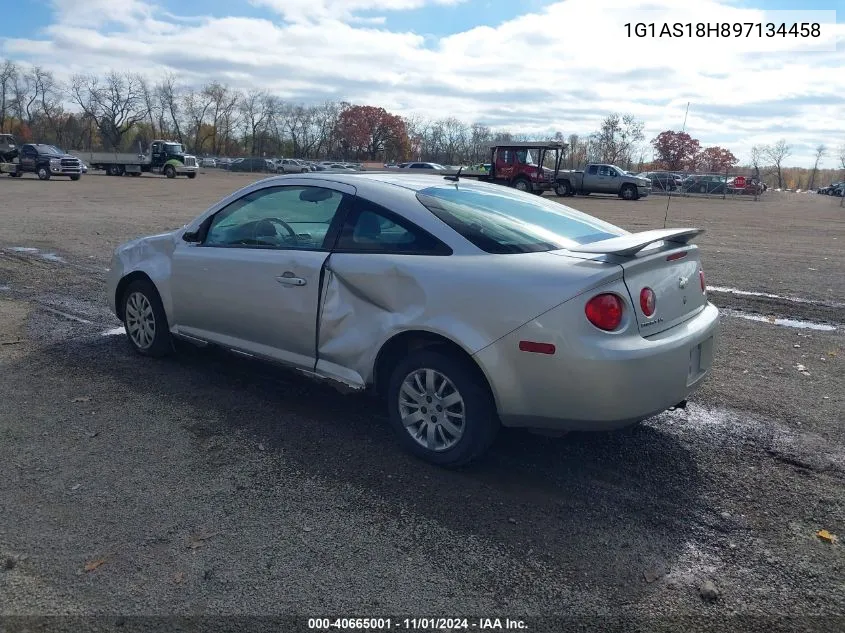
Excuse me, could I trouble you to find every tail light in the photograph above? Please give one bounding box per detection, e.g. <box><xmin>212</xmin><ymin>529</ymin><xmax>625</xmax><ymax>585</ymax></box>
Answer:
<box><xmin>585</xmin><ymin>293</ymin><xmax>624</xmax><ymax>331</ymax></box>
<box><xmin>639</xmin><ymin>287</ymin><xmax>656</xmax><ymax>317</ymax></box>
<box><xmin>699</xmin><ymin>269</ymin><xmax>706</xmax><ymax>293</ymax></box>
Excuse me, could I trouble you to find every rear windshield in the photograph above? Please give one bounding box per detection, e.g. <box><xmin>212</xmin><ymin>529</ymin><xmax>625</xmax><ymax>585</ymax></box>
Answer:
<box><xmin>416</xmin><ymin>185</ymin><xmax>625</xmax><ymax>254</ymax></box>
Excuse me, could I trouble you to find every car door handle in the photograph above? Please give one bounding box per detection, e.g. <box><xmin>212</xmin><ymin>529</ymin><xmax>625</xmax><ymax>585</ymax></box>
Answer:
<box><xmin>276</xmin><ymin>274</ymin><xmax>306</xmax><ymax>286</ymax></box>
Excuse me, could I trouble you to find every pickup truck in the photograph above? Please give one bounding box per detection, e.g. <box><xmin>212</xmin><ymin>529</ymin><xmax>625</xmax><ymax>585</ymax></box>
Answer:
<box><xmin>1</xmin><ymin>140</ymin><xmax>83</xmax><ymax>180</ymax></box>
<box><xmin>555</xmin><ymin>164</ymin><xmax>651</xmax><ymax>200</ymax></box>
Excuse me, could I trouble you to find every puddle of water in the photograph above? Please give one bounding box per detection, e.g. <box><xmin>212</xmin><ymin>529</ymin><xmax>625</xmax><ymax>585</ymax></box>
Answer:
<box><xmin>721</xmin><ymin>308</ymin><xmax>837</xmax><ymax>331</ymax></box>
<box><xmin>40</xmin><ymin>253</ymin><xmax>66</xmax><ymax>263</ymax></box>
<box><xmin>101</xmin><ymin>327</ymin><xmax>125</xmax><ymax>336</ymax></box>
<box><xmin>709</xmin><ymin>286</ymin><xmax>845</xmax><ymax>309</ymax></box>
<box><xmin>9</xmin><ymin>247</ymin><xmax>39</xmax><ymax>253</ymax></box>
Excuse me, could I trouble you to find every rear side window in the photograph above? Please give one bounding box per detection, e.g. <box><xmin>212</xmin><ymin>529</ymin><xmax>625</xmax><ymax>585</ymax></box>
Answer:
<box><xmin>587</xmin><ymin>165</ymin><xmax>598</xmax><ymax>175</ymax></box>
<box><xmin>416</xmin><ymin>185</ymin><xmax>625</xmax><ymax>254</ymax></box>
<box><xmin>335</xmin><ymin>198</ymin><xmax>452</xmax><ymax>255</ymax></box>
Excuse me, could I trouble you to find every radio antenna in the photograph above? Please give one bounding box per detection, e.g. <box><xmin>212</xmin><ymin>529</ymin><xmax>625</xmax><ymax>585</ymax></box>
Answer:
<box><xmin>664</xmin><ymin>101</ymin><xmax>690</xmax><ymax>229</ymax></box>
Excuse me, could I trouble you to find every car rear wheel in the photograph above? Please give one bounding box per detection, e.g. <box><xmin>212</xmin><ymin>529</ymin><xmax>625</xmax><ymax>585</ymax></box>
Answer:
<box><xmin>387</xmin><ymin>350</ymin><xmax>499</xmax><ymax>467</ymax></box>
<box><xmin>122</xmin><ymin>279</ymin><xmax>173</xmax><ymax>357</ymax></box>
<box><xmin>555</xmin><ymin>181</ymin><xmax>572</xmax><ymax>197</ymax></box>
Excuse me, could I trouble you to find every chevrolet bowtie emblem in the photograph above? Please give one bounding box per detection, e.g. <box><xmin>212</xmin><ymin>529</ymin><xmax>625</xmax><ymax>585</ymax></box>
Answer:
<box><xmin>678</xmin><ymin>276</ymin><xmax>689</xmax><ymax>289</ymax></box>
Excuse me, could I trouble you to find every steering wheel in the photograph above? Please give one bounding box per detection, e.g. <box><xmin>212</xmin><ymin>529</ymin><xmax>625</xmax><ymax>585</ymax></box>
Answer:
<box><xmin>264</xmin><ymin>217</ymin><xmax>298</xmax><ymax>239</ymax></box>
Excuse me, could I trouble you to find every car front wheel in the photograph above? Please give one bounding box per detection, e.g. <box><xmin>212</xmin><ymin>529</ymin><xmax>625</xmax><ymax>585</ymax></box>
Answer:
<box><xmin>387</xmin><ymin>350</ymin><xmax>499</xmax><ymax>467</ymax></box>
<box><xmin>122</xmin><ymin>279</ymin><xmax>173</xmax><ymax>357</ymax></box>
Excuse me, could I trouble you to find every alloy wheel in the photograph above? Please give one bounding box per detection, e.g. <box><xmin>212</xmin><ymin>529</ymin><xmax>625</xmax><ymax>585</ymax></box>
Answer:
<box><xmin>125</xmin><ymin>291</ymin><xmax>156</xmax><ymax>350</ymax></box>
<box><xmin>398</xmin><ymin>368</ymin><xmax>466</xmax><ymax>452</ymax></box>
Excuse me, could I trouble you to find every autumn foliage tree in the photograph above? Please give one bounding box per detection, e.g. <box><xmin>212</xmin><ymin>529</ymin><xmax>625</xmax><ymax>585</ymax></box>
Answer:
<box><xmin>335</xmin><ymin>105</ymin><xmax>409</xmax><ymax>161</ymax></box>
<box><xmin>697</xmin><ymin>146</ymin><xmax>738</xmax><ymax>173</ymax></box>
<box><xmin>651</xmin><ymin>130</ymin><xmax>700</xmax><ymax>171</ymax></box>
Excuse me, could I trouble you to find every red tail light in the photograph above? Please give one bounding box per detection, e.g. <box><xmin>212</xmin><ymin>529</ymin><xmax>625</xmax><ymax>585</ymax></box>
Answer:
<box><xmin>639</xmin><ymin>287</ymin><xmax>656</xmax><ymax>316</ymax></box>
<box><xmin>699</xmin><ymin>269</ymin><xmax>706</xmax><ymax>293</ymax></box>
<box><xmin>585</xmin><ymin>293</ymin><xmax>624</xmax><ymax>331</ymax></box>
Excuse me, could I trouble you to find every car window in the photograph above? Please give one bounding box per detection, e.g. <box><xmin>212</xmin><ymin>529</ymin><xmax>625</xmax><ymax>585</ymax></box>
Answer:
<box><xmin>204</xmin><ymin>186</ymin><xmax>345</xmax><ymax>250</ymax></box>
<box><xmin>598</xmin><ymin>166</ymin><xmax>615</xmax><ymax>177</ymax></box>
<box><xmin>417</xmin><ymin>185</ymin><xmax>625</xmax><ymax>254</ymax></box>
<box><xmin>335</xmin><ymin>198</ymin><xmax>451</xmax><ymax>255</ymax></box>
<box><xmin>587</xmin><ymin>165</ymin><xmax>598</xmax><ymax>175</ymax></box>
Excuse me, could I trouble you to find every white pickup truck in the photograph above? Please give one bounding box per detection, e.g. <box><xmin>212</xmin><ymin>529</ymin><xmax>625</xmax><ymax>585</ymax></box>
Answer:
<box><xmin>555</xmin><ymin>163</ymin><xmax>652</xmax><ymax>200</ymax></box>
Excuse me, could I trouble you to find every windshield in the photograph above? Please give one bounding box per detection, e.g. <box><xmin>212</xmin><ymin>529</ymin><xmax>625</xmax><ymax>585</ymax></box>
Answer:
<box><xmin>41</xmin><ymin>145</ymin><xmax>64</xmax><ymax>156</ymax></box>
<box><xmin>416</xmin><ymin>185</ymin><xmax>625</xmax><ymax>254</ymax></box>
<box><xmin>164</xmin><ymin>143</ymin><xmax>183</xmax><ymax>154</ymax></box>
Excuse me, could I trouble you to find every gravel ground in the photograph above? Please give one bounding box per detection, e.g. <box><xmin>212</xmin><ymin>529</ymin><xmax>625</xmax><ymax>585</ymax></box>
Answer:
<box><xmin>0</xmin><ymin>171</ymin><xmax>843</xmax><ymax>632</ymax></box>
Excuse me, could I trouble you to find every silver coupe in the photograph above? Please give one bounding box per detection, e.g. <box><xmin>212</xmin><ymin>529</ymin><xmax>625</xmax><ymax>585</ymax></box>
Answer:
<box><xmin>106</xmin><ymin>173</ymin><xmax>719</xmax><ymax>466</ymax></box>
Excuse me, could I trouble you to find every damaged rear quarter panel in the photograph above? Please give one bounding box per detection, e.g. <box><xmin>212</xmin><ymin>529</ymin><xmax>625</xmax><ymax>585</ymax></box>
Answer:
<box><xmin>314</xmin><ymin>251</ymin><xmax>620</xmax><ymax>389</ymax></box>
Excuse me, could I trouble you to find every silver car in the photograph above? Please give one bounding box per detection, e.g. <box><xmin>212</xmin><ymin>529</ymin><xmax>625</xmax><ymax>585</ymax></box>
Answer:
<box><xmin>106</xmin><ymin>173</ymin><xmax>719</xmax><ymax>466</ymax></box>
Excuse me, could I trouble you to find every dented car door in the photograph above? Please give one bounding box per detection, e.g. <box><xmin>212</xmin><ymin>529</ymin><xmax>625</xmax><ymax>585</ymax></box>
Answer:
<box><xmin>315</xmin><ymin>196</ymin><xmax>454</xmax><ymax>389</ymax></box>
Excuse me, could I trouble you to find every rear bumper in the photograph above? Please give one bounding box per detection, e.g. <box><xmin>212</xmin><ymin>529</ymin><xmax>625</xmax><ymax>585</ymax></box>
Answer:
<box><xmin>474</xmin><ymin>296</ymin><xmax>719</xmax><ymax>431</ymax></box>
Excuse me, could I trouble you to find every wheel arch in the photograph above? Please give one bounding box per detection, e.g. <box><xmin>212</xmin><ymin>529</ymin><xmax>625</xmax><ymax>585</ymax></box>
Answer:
<box><xmin>114</xmin><ymin>271</ymin><xmax>158</xmax><ymax>322</ymax></box>
<box><xmin>371</xmin><ymin>329</ymin><xmax>496</xmax><ymax>405</ymax></box>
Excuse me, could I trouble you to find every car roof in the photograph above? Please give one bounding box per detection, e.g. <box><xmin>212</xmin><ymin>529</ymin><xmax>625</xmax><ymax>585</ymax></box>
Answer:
<box><xmin>256</xmin><ymin>171</ymin><xmax>482</xmax><ymax>193</ymax></box>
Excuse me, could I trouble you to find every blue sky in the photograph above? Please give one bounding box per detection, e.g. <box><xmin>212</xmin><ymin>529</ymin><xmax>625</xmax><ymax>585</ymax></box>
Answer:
<box><xmin>2</xmin><ymin>0</ymin><xmax>844</xmax><ymax>165</ymax></box>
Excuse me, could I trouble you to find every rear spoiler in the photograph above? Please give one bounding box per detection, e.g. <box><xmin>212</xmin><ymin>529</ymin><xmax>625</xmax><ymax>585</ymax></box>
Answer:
<box><xmin>567</xmin><ymin>228</ymin><xmax>704</xmax><ymax>257</ymax></box>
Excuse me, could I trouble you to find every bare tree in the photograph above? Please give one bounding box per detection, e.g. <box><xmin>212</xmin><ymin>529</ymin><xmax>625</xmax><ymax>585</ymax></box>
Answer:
<box><xmin>0</xmin><ymin>59</ymin><xmax>18</xmax><ymax>133</ymax></box>
<box><xmin>201</xmin><ymin>82</ymin><xmax>239</xmax><ymax>155</ymax></box>
<box><xmin>70</xmin><ymin>71</ymin><xmax>149</xmax><ymax>150</ymax></box>
<box><xmin>31</xmin><ymin>67</ymin><xmax>67</xmax><ymax>145</ymax></box>
<box><xmin>839</xmin><ymin>144</ymin><xmax>845</xmax><ymax>171</ymax></box>
<box><xmin>182</xmin><ymin>86</ymin><xmax>214</xmax><ymax>154</ymax></box>
<box><xmin>156</xmin><ymin>73</ymin><xmax>183</xmax><ymax>143</ymax></box>
<box><xmin>239</xmin><ymin>90</ymin><xmax>270</xmax><ymax>156</ymax></box>
<box><xmin>750</xmin><ymin>145</ymin><xmax>762</xmax><ymax>177</ymax></box>
<box><xmin>763</xmin><ymin>139</ymin><xmax>791</xmax><ymax>189</ymax></box>
<box><xmin>138</xmin><ymin>76</ymin><xmax>161</xmax><ymax>139</ymax></box>
<box><xmin>808</xmin><ymin>144</ymin><xmax>826</xmax><ymax>190</ymax></box>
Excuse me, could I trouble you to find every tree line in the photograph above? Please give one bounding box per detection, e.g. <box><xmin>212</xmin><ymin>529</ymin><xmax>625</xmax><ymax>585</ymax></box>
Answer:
<box><xmin>1</xmin><ymin>59</ymin><xmax>843</xmax><ymax>186</ymax></box>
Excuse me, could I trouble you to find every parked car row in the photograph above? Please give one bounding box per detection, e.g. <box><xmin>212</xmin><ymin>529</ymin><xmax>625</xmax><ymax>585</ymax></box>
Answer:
<box><xmin>196</xmin><ymin>156</ymin><xmax>364</xmax><ymax>173</ymax></box>
<box><xmin>817</xmin><ymin>182</ymin><xmax>845</xmax><ymax>196</ymax></box>
<box><xmin>636</xmin><ymin>171</ymin><xmax>767</xmax><ymax>195</ymax></box>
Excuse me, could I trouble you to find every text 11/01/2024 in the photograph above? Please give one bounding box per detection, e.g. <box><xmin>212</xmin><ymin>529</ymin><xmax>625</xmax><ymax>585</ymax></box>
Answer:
<box><xmin>625</xmin><ymin>22</ymin><xmax>821</xmax><ymax>38</ymax></box>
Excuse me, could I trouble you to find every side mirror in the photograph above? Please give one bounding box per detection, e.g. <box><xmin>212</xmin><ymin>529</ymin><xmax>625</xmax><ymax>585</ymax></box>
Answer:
<box><xmin>182</xmin><ymin>230</ymin><xmax>201</xmax><ymax>243</ymax></box>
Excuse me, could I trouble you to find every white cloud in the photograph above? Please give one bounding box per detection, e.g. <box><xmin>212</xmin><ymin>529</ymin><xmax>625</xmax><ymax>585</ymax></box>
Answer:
<box><xmin>250</xmin><ymin>0</ymin><xmax>466</xmax><ymax>24</ymax></box>
<box><xmin>3</xmin><ymin>0</ymin><xmax>844</xmax><ymax>165</ymax></box>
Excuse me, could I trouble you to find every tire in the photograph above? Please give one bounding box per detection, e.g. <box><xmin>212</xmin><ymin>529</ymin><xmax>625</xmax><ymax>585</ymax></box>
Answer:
<box><xmin>108</xmin><ymin>164</ymin><xmax>122</xmax><ymax>176</ymax></box>
<box><xmin>555</xmin><ymin>180</ymin><xmax>572</xmax><ymax>197</ymax></box>
<box><xmin>187</xmin><ymin>172</ymin><xmax>197</xmax><ymax>179</ymax></box>
<box><xmin>620</xmin><ymin>184</ymin><xmax>637</xmax><ymax>200</ymax></box>
<box><xmin>386</xmin><ymin>349</ymin><xmax>499</xmax><ymax>467</ymax></box>
<box><xmin>513</xmin><ymin>178</ymin><xmax>532</xmax><ymax>193</ymax></box>
<box><xmin>534</xmin><ymin>189</ymin><xmax>544</xmax><ymax>195</ymax></box>
<box><xmin>37</xmin><ymin>167</ymin><xmax>51</xmax><ymax>181</ymax></box>
<box><xmin>121</xmin><ymin>279</ymin><xmax>173</xmax><ymax>358</ymax></box>
<box><xmin>70</xmin><ymin>175</ymin><xmax>81</xmax><ymax>181</ymax></box>
<box><xmin>164</xmin><ymin>165</ymin><xmax>176</xmax><ymax>179</ymax></box>
<box><xmin>130</xmin><ymin>172</ymin><xmax>141</xmax><ymax>177</ymax></box>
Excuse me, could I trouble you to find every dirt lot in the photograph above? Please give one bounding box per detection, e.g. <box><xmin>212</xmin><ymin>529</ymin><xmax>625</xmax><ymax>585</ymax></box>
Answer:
<box><xmin>1</xmin><ymin>170</ymin><xmax>844</xmax><ymax>631</ymax></box>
